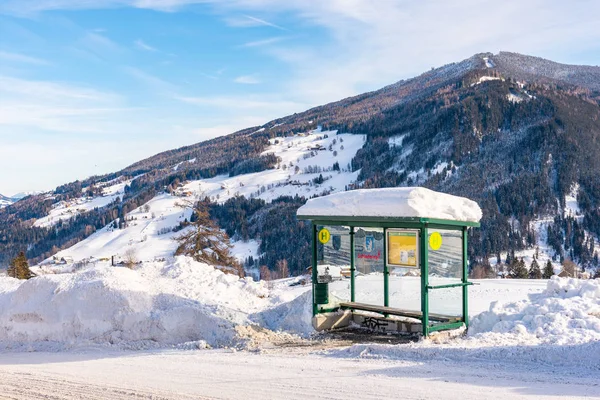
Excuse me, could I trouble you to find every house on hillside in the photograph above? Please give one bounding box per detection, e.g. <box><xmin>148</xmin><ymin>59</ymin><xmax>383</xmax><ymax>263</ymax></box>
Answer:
<box><xmin>557</xmin><ymin>264</ymin><xmax>590</xmax><ymax>279</ymax></box>
<box><xmin>52</xmin><ymin>255</ymin><xmax>73</xmax><ymax>265</ymax></box>
<box><xmin>558</xmin><ymin>269</ymin><xmax>574</xmax><ymax>278</ymax></box>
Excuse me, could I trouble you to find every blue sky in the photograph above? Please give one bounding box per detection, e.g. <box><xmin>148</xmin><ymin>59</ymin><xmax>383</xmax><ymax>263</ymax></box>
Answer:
<box><xmin>1</xmin><ymin>0</ymin><xmax>599</xmax><ymax>195</ymax></box>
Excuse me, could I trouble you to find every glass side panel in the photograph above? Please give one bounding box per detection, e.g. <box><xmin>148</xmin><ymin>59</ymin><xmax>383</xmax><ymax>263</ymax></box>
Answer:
<box><xmin>387</xmin><ymin>229</ymin><xmax>422</xmax><ymax>314</ymax></box>
<box><xmin>428</xmin><ymin>228</ymin><xmax>463</xmax><ymax>279</ymax></box>
<box><xmin>354</xmin><ymin>227</ymin><xmax>384</xmax><ymax>305</ymax></box>
<box><xmin>316</xmin><ymin>225</ymin><xmax>351</xmax><ymax>309</ymax></box>
<box><xmin>428</xmin><ymin>229</ymin><xmax>464</xmax><ymax>318</ymax></box>
<box><xmin>387</xmin><ymin>276</ymin><xmax>422</xmax><ymax>313</ymax></box>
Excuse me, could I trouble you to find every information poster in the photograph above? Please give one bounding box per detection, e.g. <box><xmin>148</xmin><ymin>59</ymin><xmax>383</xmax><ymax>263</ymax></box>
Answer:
<box><xmin>387</xmin><ymin>230</ymin><xmax>418</xmax><ymax>268</ymax></box>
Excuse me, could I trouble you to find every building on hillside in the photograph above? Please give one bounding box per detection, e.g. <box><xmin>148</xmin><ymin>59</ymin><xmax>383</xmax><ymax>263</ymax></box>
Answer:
<box><xmin>558</xmin><ymin>269</ymin><xmax>574</xmax><ymax>278</ymax></box>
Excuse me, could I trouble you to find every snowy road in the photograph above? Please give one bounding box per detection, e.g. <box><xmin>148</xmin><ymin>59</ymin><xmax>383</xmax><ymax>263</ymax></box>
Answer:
<box><xmin>0</xmin><ymin>347</ymin><xmax>598</xmax><ymax>400</ymax></box>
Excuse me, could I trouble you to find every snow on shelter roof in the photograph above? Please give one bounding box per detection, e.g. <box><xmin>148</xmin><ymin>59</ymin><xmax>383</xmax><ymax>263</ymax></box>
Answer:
<box><xmin>297</xmin><ymin>187</ymin><xmax>482</xmax><ymax>223</ymax></box>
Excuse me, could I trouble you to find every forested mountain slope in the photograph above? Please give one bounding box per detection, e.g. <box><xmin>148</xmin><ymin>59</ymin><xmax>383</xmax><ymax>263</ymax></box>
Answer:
<box><xmin>2</xmin><ymin>52</ymin><xmax>600</xmax><ymax>274</ymax></box>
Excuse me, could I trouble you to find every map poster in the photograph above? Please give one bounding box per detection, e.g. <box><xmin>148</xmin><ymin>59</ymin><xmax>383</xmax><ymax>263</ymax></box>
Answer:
<box><xmin>387</xmin><ymin>230</ymin><xmax>418</xmax><ymax>268</ymax></box>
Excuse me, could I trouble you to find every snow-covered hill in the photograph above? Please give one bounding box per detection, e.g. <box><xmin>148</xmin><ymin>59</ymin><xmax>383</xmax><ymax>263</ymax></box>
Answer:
<box><xmin>34</xmin><ymin>178</ymin><xmax>132</xmax><ymax>228</ymax></box>
<box><xmin>0</xmin><ymin>196</ymin><xmax>12</xmax><ymax>209</ymax></box>
<box><xmin>43</xmin><ymin>129</ymin><xmax>363</xmax><ymax>266</ymax></box>
<box><xmin>180</xmin><ymin>129</ymin><xmax>364</xmax><ymax>203</ymax></box>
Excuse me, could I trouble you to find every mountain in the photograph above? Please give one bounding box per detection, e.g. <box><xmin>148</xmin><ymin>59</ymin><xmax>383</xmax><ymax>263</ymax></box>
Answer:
<box><xmin>2</xmin><ymin>51</ymin><xmax>600</xmax><ymax>274</ymax></box>
<box><xmin>0</xmin><ymin>194</ymin><xmax>16</xmax><ymax>209</ymax></box>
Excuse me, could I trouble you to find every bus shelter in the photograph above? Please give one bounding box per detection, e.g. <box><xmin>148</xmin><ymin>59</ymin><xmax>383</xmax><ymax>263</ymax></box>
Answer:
<box><xmin>297</xmin><ymin>187</ymin><xmax>481</xmax><ymax>337</ymax></box>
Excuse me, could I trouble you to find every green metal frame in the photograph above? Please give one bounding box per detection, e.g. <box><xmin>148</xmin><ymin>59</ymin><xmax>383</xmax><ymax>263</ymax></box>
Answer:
<box><xmin>307</xmin><ymin>215</ymin><xmax>479</xmax><ymax>336</ymax></box>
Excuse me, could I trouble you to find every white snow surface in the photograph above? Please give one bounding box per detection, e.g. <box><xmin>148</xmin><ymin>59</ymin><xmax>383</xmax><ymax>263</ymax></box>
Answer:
<box><xmin>180</xmin><ymin>130</ymin><xmax>365</xmax><ymax>204</ymax></box>
<box><xmin>297</xmin><ymin>187</ymin><xmax>482</xmax><ymax>222</ymax></box>
<box><xmin>468</xmin><ymin>277</ymin><xmax>600</xmax><ymax>346</ymax></box>
<box><xmin>1</xmin><ymin>259</ymin><xmax>600</xmax><ymax>399</ymax></box>
<box><xmin>49</xmin><ymin>193</ymin><xmax>192</xmax><ymax>264</ymax></box>
<box><xmin>0</xmin><ymin>256</ymin><xmax>311</xmax><ymax>349</ymax></box>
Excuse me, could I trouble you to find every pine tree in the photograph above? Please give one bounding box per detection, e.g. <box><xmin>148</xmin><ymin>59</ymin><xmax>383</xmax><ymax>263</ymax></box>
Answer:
<box><xmin>508</xmin><ymin>257</ymin><xmax>528</xmax><ymax>279</ymax></box>
<box><xmin>175</xmin><ymin>199</ymin><xmax>243</xmax><ymax>276</ymax></box>
<box><xmin>543</xmin><ymin>260</ymin><xmax>555</xmax><ymax>279</ymax></box>
<box><xmin>7</xmin><ymin>251</ymin><xmax>35</xmax><ymax>280</ymax></box>
<box><xmin>529</xmin><ymin>258</ymin><xmax>542</xmax><ymax>279</ymax></box>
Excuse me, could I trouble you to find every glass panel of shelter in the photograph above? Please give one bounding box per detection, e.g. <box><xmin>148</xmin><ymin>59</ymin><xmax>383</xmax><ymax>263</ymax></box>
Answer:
<box><xmin>387</xmin><ymin>229</ymin><xmax>422</xmax><ymax>314</ymax></box>
<box><xmin>316</xmin><ymin>225</ymin><xmax>351</xmax><ymax>311</ymax></box>
<box><xmin>427</xmin><ymin>228</ymin><xmax>464</xmax><ymax>321</ymax></box>
<box><xmin>353</xmin><ymin>227</ymin><xmax>384</xmax><ymax>305</ymax></box>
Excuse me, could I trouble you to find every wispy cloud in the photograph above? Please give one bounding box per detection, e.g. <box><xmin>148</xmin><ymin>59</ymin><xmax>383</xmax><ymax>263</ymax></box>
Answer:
<box><xmin>0</xmin><ymin>50</ymin><xmax>50</xmax><ymax>65</ymax></box>
<box><xmin>225</xmin><ymin>14</ymin><xmax>288</xmax><ymax>31</ymax></box>
<box><xmin>77</xmin><ymin>31</ymin><xmax>122</xmax><ymax>59</ymax></box>
<box><xmin>233</xmin><ymin>75</ymin><xmax>260</xmax><ymax>84</ymax></box>
<box><xmin>123</xmin><ymin>66</ymin><xmax>176</xmax><ymax>92</ymax></box>
<box><xmin>0</xmin><ymin>75</ymin><xmax>128</xmax><ymax>133</ymax></box>
<box><xmin>240</xmin><ymin>36</ymin><xmax>286</xmax><ymax>48</ymax></box>
<box><xmin>134</xmin><ymin>39</ymin><xmax>157</xmax><ymax>52</ymax></box>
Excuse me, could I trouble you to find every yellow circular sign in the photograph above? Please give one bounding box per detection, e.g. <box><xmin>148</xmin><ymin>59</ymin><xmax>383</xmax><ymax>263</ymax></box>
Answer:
<box><xmin>429</xmin><ymin>232</ymin><xmax>442</xmax><ymax>250</ymax></box>
<box><xmin>318</xmin><ymin>228</ymin><xmax>331</xmax><ymax>244</ymax></box>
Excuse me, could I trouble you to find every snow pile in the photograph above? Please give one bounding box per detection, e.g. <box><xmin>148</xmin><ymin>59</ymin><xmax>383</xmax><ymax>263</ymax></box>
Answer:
<box><xmin>468</xmin><ymin>277</ymin><xmax>600</xmax><ymax>345</ymax></box>
<box><xmin>251</xmin><ymin>290</ymin><xmax>313</xmax><ymax>337</ymax></box>
<box><xmin>0</xmin><ymin>256</ymin><xmax>298</xmax><ymax>349</ymax></box>
<box><xmin>297</xmin><ymin>187</ymin><xmax>482</xmax><ymax>223</ymax></box>
<box><xmin>329</xmin><ymin>277</ymin><xmax>600</xmax><ymax>370</ymax></box>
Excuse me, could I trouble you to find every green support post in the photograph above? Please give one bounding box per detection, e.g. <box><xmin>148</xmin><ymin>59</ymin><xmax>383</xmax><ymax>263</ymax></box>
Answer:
<box><xmin>383</xmin><ymin>228</ymin><xmax>389</xmax><ymax>312</ymax></box>
<box><xmin>312</xmin><ymin>223</ymin><xmax>318</xmax><ymax>316</ymax></box>
<box><xmin>462</xmin><ymin>226</ymin><xmax>469</xmax><ymax>328</ymax></box>
<box><xmin>421</xmin><ymin>226</ymin><xmax>429</xmax><ymax>337</ymax></box>
<box><xmin>350</xmin><ymin>227</ymin><xmax>356</xmax><ymax>302</ymax></box>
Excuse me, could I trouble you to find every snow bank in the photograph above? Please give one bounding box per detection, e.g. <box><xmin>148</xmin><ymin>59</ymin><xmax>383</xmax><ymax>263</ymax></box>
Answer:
<box><xmin>328</xmin><ymin>277</ymin><xmax>600</xmax><ymax>370</ymax></box>
<box><xmin>251</xmin><ymin>290</ymin><xmax>313</xmax><ymax>337</ymax></box>
<box><xmin>468</xmin><ymin>277</ymin><xmax>600</xmax><ymax>345</ymax></box>
<box><xmin>0</xmin><ymin>257</ymin><xmax>287</xmax><ymax>349</ymax></box>
<box><xmin>297</xmin><ymin>187</ymin><xmax>482</xmax><ymax>223</ymax></box>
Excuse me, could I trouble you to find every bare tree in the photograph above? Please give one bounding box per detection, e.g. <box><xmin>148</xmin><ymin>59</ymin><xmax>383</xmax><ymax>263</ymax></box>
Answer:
<box><xmin>124</xmin><ymin>248</ymin><xmax>138</xmax><ymax>269</ymax></box>
<box><xmin>260</xmin><ymin>265</ymin><xmax>272</xmax><ymax>281</ymax></box>
<box><xmin>276</xmin><ymin>259</ymin><xmax>289</xmax><ymax>279</ymax></box>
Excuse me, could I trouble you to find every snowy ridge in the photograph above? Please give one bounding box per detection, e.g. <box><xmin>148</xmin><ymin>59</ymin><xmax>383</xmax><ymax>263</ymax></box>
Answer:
<box><xmin>0</xmin><ymin>193</ymin><xmax>17</xmax><ymax>209</ymax></box>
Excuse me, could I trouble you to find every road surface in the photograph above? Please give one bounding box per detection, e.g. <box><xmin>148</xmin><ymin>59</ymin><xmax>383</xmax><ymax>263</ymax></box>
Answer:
<box><xmin>0</xmin><ymin>346</ymin><xmax>598</xmax><ymax>399</ymax></box>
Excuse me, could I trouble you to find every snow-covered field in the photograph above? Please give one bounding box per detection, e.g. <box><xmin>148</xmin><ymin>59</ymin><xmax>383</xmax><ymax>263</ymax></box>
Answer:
<box><xmin>0</xmin><ymin>264</ymin><xmax>598</xmax><ymax>399</ymax></box>
<box><xmin>180</xmin><ymin>130</ymin><xmax>365</xmax><ymax>203</ymax></box>
<box><xmin>47</xmin><ymin>193</ymin><xmax>193</xmax><ymax>265</ymax></box>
